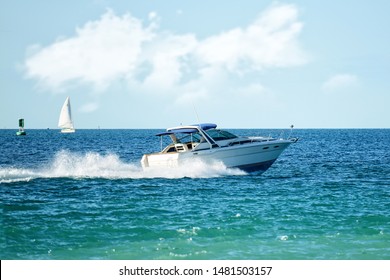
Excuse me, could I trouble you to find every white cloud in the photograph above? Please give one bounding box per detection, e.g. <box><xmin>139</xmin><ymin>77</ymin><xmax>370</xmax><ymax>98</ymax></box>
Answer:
<box><xmin>148</xmin><ymin>11</ymin><xmax>157</xmax><ymax>20</ymax></box>
<box><xmin>25</xmin><ymin>10</ymin><xmax>155</xmax><ymax>92</ymax></box>
<box><xmin>236</xmin><ymin>83</ymin><xmax>267</xmax><ymax>97</ymax></box>
<box><xmin>79</xmin><ymin>102</ymin><xmax>99</xmax><ymax>113</ymax></box>
<box><xmin>141</xmin><ymin>33</ymin><xmax>197</xmax><ymax>89</ymax></box>
<box><xmin>24</xmin><ymin>4</ymin><xmax>307</xmax><ymax>106</ymax></box>
<box><xmin>174</xmin><ymin>66</ymin><xmax>227</xmax><ymax>105</ymax></box>
<box><xmin>322</xmin><ymin>74</ymin><xmax>359</xmax><ymax>92</ymax></box>
<box><xmin>195</xmin><ymin>3</ymin><xmax>306</xmax><ymax>72</ymax></box>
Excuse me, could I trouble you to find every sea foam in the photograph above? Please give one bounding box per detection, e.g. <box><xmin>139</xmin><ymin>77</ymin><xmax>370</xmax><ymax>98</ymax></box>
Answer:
<box><xmin>0</xmin><ymin>150</ymin><xmax>245</xmax><ymax>183</ymax></box>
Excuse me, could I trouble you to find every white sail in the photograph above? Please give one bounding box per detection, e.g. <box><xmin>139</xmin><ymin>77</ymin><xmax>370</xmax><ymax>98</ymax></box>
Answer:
<box><xmin>58</xmin><ymin>97</ymin><xmax>75</xmax><ymax>133</ymax></box>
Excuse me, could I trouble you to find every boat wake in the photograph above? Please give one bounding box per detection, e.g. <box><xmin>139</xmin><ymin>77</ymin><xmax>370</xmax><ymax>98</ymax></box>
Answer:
<box><xmin>0</xmin><ymin>150</ymin><xmax>246</xmax><ymax>183</ymax></box>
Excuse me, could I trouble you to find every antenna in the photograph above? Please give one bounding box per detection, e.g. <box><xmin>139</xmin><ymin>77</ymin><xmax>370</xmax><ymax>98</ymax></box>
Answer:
<box><xmin>288</xmin><ymin>124</ymin><xmax>294</xmax><ymax>139</ymax></box>
<box><xmin>193</xmin><ymin>103</ymin><xmax>200</xmax><ymax>123</ymax></box>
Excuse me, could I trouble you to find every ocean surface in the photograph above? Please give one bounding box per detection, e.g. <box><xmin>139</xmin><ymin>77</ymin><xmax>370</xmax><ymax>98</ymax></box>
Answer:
<box><xmin>1</xmin><ymin>128</ymin><xmax>389</xmax><ymax>260</ymax></box>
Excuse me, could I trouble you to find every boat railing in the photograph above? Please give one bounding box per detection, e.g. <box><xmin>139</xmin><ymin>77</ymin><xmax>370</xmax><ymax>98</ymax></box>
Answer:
<box><xmin>228</xmin><ymin>136</ymin><xmax>275</xmax><ymax>146</ymax></box>
<box><xmin>248</xmin><ymin>136</ymin><xmax>275</xmax><ymax>142</ymax></box>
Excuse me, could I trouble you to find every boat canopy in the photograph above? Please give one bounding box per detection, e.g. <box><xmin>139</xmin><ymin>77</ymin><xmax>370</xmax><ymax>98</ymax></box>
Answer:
<box><xmin>156</xmin><ymin>128</ymin><xmax>197</xmax><ymax>136</ymax></box>
<box><xmin>156</xmin><ymin>123</ymin><xmax>217</xmax><ymax>136</ymax></box>
<box><xmin>191</xmin><ymin>123</ymin><xmax>217</xmax><ymax>130</ymax></box>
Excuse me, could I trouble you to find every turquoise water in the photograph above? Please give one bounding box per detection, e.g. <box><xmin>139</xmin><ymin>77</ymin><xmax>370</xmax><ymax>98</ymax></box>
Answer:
<box><xmin>1</xmin><ymin>129</ymin><xmax>389</xmax><ymax>259</ymax></box>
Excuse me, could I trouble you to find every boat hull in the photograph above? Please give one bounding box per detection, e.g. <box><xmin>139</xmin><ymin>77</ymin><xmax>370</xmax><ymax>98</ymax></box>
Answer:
<box><xmin>141</xmin><ymin>140</ymin><xmax>293</xmax><ymax>173</ymax></box>
<box><xmin>60</xmin><ymin>128</ymin><xmax>75</xmax><ymax>133</ymax></box>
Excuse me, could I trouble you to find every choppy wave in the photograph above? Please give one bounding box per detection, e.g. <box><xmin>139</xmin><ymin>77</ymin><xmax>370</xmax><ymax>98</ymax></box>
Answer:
<box><xmin>0</xmin><ymin>150</ymin><xmax>245</xmax><ymax>183</ymax></box>
<box><xmin>0</xmin><ymin>168</ymin><xmax>38</xmax><ymax>183</ymax></box>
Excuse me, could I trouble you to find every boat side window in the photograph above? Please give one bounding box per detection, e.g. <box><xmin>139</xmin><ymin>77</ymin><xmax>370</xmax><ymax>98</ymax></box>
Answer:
<box><xmin>167</xmin><ymin>146</ymin><xmax>176</xmax><ymax>153</ymax></box>
<box><xmin>207</xmin><ymin>129</ymin><xmax>238</xmax><ymax>141</ymax></box>
<box><xmin>178</xmin><ymin>133</ymin><xmax>202</xmax><ymax>143</ymax></box>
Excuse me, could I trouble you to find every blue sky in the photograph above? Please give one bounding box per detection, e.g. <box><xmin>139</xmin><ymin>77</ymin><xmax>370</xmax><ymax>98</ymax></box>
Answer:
<box><xmin>1</xmin><ymin>0</ymin><xmax>389</xmax><ymax>129</ymax></box>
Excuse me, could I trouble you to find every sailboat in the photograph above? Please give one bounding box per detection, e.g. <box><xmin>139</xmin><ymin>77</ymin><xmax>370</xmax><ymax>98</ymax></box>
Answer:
<box><xmin>16</xmin><ymin>118</ymin><xmax>26</xmax><ymax>136</ymax></box>
<box><xmin>58</xmin><ymin>97</ymin><xmax>75</xmax><ymax>133</ymax></box>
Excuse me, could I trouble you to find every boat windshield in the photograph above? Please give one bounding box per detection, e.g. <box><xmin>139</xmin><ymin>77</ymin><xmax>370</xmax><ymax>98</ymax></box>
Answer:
<box><xmin>206</xmin><ymin>129</ymin><xmax>238</xmax><ymax>141</ymax></box>
<box><xmin>172</xmin><ymin>129</ymin><xmax>237</xmax><ymax>144</ymax></box>
<box><xmin>176</xmin><ymin>133</ymin><xmax>203</xmax><ymax>143</ymax></box>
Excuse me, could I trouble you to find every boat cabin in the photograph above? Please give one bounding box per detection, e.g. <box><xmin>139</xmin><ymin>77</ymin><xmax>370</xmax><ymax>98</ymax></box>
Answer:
<box><xmin>155</xmin><ymin>123</ymin><xmax>240</xmax><ymax>154</ymax></box>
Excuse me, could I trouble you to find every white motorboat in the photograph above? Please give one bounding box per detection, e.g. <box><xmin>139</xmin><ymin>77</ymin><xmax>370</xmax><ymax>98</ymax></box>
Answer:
<box><xmin>141</xmin><ymin>123</ymin><xmax>298</xmax><ymax>173</ymax></box>
<box><xmin>58</xmin><ymin>97</ymin><xmax>75</xmax><ymax>133</ymax></box>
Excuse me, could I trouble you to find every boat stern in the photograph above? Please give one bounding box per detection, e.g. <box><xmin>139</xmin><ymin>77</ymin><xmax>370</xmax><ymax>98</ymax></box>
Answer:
<box><xmin>141</xmin><ymin>154</ymin><xmax>149</xmax><ymax>168</ymax></box>
<box><xmin>141</xmin><ymin>152</ymin><xmax>182</xmax><ymax>169</ymax></box>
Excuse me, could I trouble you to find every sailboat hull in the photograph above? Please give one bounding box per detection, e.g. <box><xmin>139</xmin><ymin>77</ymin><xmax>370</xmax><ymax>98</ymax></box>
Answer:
<box><xmin>61</xmin><ymin>128</ymin><xmax>75</xmax><ymax>133</ymax></box>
